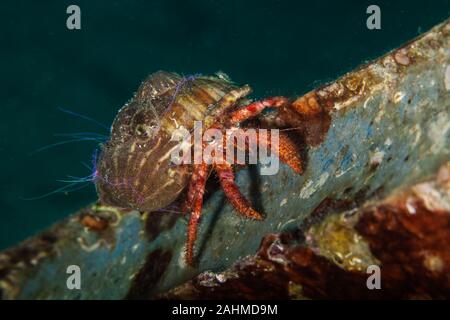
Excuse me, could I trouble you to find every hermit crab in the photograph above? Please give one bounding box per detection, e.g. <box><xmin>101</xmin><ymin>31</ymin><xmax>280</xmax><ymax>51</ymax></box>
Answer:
<box><xmin>95</xmin><ymin>71</ymin><xmax>312</xmax><ymax>265</ymax></box>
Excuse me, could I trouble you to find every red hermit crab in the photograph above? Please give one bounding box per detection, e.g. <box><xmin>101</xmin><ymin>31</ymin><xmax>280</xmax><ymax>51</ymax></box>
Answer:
<box><xmin>95</xmin><ymin>71</ymin><xmax>309</xmax><ymax>265</ymax></box>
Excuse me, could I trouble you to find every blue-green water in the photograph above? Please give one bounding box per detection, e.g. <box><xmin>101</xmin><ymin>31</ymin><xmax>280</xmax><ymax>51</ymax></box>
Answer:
<box><xmin>0</xmin><ymin>0</ymin><xmax>448</xmax><ymax>250</ymax></box>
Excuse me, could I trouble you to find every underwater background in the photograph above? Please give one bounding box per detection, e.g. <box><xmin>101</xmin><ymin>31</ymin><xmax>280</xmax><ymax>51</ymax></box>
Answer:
<box><xmin>0</xmin><ymin>0</ymin><xmax>448</xmax><ymax>250</ymax></box>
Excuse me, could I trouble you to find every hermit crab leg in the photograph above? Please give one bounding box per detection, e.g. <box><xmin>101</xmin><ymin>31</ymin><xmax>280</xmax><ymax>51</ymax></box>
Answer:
<box><xmin>227</xmin><ymin>96</ymin><xmax>303</xmax><ymax>174</ymax></box>
<box><xmin>183</xmin><ymin>96</ymin><xmax>300</xmax><ymax>265</ymax></box>
<box><xmin>181</xmin><ymin>170</ymin><xmax>198</xmax><ymax>214</ymax></box>
<box><xmin>215</xmin><ymin>162</ymin><xmax>263</xmax><ymax>220</ymax></box>
<box><xmin>185</xmin><ymin>162</ymin><xmax>208</xmax><ymax>265</ymax></box>
<box><xmin>228</xmin><ymin>96</ymin><xmax>289</xmax><ymax>125</ymax></box>
<box><xmin>257</xmin><ymin>131</ymin><xmax>304</xmax><ymax>174</ymax></box>
<box><xmin>181</xmin><ymin>125</ymin><xmax>219</xmax><ymax>215</ymax></box>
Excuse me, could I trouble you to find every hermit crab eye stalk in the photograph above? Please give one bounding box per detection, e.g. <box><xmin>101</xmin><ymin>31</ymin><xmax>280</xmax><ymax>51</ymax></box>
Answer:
<box><xmin>134</xmin><ymin>124</ymin><xmax>148</xmax><ymax>139</ymax></box>
<box><xmin>130</xmin><ymin>107</ymin><xmax>161</xmax><ymax>141</ymax></box>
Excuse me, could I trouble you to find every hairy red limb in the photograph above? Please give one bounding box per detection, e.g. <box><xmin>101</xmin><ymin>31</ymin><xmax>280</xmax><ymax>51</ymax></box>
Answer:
<box><xmin>229</xmin><ymin>96</ymin><xmax>289</xmax><ymax>124</ymax></box>
<box><xmin>185</xmin><ymin>162</ymin><xmax>208</xmax><ymax>265</ymax></box>
<box><xmin>215</xmin><ymin>162</ymin><xmax>263</xmax><ymax>220</ymax></box>
<box><xmin>182</xmin><ymin>95</ymin><xmax>306</xmax><ymax>266</ymax></box>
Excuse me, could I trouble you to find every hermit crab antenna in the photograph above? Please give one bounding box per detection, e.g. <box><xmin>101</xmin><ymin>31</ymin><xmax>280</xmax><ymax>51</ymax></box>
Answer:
<box><xmin>58</xmin><ymin>107</ymin><xmax>110</xmax><ymax>131</ymax></box>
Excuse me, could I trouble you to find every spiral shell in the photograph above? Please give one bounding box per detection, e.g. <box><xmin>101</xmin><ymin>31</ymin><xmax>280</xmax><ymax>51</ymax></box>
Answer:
<box><xmin>95</xmin><ymin>71</ymin><xmax>244</xmax><ymax>212</ymax></box>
